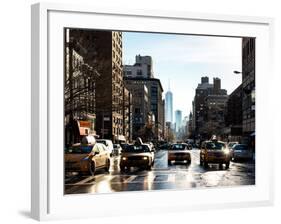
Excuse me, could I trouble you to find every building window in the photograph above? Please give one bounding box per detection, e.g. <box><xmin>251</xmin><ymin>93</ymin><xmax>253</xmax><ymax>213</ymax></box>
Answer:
<box><xmin>137</xmin><ymin>69</ymin><xmax>142</xmax><ymax>76</ymax></box>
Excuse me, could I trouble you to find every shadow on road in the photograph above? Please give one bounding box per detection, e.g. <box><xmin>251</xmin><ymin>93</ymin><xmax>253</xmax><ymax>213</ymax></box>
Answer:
<box><xmin>18</xmin><ymin>210</ymin><xmax>31</xmax><ymax>219</ymax></box>
<box><xmin>200</xmin><ymin>164</ymin><xmax>229</xmax><ymax>171</ymax></box>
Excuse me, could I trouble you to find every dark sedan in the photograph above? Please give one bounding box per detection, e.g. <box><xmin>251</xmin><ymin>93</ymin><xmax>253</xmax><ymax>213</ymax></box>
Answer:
<box><xmin>232</xmin><ymin>144</ymin><xmax>253</xmax><ymax>161</ymax></box>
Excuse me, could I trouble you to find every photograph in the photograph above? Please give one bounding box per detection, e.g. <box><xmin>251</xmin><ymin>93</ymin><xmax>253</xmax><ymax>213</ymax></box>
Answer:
<box><xmin>64</xmin><ymin>28</ymin><xmax>256</xmax><ymax>195</ymax></box>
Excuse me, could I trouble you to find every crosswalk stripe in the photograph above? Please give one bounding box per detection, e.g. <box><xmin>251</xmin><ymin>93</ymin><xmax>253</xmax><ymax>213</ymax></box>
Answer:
<box><xmin>167</xmin><ymin>174</ymin><xmax>175</xmax><ymax>182</ymax></box>
<box><xmin>67</xmin><ymin>172</ymin><xmax>200</xmax><ymax>185</ymax></box>
<box><xmin>124</xmin><ymin>175</ymin><xmax>137</xmax><ymax>183</ymax></box>
<box><xmin>65</xmin><ymin>174</ymin><xmax>112</xmax><ymax>186</ymax></box>
<box><xmin>146</xmin><ymin>174</ymin><xmax>155</xmax><ymax>182</ymax></box>
<box><xmin>75</xmin><ymin>176</ymin><xmax>96</xmax><ymax>185</ymax></box>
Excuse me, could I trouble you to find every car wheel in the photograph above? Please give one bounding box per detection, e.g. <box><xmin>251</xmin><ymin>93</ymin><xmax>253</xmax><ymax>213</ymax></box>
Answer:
<box><xmin>120</xmin><ymin>165</ymin><xmax>125</xmax><ymax>172</ymax></box>
<box><xmin>78</xmin><ymin>171</ymin><xmax>86</xmax><ymax>176</ymax></box>
<box><xmin>105</xmin><ymin>159</ymin><xmax>110</xmax><ymax>172</ymax></box>
<box><xmin>168</xmin><ymin>160</ymin><xmax>172</xmax><ymax>165</ymax></box>
<box><xmin>204</xmin><ymin>161</ymin><xmax>208</xmax><ymax>168</ymax></box>
<box><xmin>89</xmin><ymin>161</ymin><xmax>96</xmax><ymax>176</ymax></box>
<box><xmin>219</xmin><ymin>163</ymin><xmax>223</xmax><ymax>169</ymax></box>
<box><xmin>225</xmin><ymin>162</ymin><xmax>230</xmax><ymax>169</ymax></box>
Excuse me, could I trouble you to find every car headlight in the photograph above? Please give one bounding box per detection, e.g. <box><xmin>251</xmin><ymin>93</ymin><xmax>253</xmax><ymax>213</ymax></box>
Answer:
<box><xmin>143</xmin><ymin>157</ymin><xmax>148</xmax><ymax>160</ymax></box>
<box><xmin>122</xmin><ymin>157</ymin><xmax>127</xmax><ymax>161</ymax></box>
<box><xmin>223</xmin><ymin>149</ymin><xmax>230</xmax><ymax>155</ymax></box>
<box><xmin>81</xmin><ymin>156</ymin><xmax>89</xmax><ymax>161</ymax></box>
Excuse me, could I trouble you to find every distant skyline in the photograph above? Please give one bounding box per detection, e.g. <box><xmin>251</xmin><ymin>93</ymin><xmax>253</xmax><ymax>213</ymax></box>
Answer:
<box><xmin>165</xmin><ymin>90</ymin><xmax>173</xmax><ymax>123</ymax></box>
<box><xmin>175</xmin><ymin>110</ymin><xmax>182</xmax><ymax>132</ymax></box>
<box><xmin>123</xmin><ymin>31</ymin><xmax>242</xmax><ymax>118</ymax></box>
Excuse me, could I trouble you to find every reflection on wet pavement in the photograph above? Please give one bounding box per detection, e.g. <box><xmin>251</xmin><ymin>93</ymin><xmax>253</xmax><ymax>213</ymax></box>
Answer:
<box><xmin>65</xmin><ymin>149</ymin><xmax>255</xmax><ymax>194</ymax></box>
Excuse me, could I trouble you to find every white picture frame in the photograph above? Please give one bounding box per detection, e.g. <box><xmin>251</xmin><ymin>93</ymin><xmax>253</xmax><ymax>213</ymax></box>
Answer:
<box><xmin>31</xmin><ymin>2</ymin><xmax>275</xmax><ymax>221</ymax></box>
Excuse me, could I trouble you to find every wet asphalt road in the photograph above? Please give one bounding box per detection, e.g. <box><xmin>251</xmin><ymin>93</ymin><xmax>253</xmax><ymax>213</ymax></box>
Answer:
<box><xmin>64</xmin><ymin>149</ymin><xmax>255</xmax><ymax>194</ymax></box>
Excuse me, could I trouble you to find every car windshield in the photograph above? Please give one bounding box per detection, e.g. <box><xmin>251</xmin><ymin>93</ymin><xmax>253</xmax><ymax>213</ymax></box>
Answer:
<box><xmin>228</xmin><ymin>143</ymin><xmax>237</xmax><ymax>147</ymax></box>
<box><xmin>170</xmin><ymin>144</ymin><xmax>186</xmax><ymax>150</ymax></box>
<box><xmin>206</xmin><ymin>142</ymin><xmax>226</xmax><ymax>150</ymax></box>
<box><xmin>234</xmin><ymin>145</ymin><xmax>248</xmax><ymax>150</ymax></box>
<box><xmin>122</xmin><ymin>145</ymin><xmax>150</xmax><ymax>153</ymax></box>
<box><xmin>65</xmin><ymin>145</ymin><xmax>93</xmax><ymax>154</ymax></box>
<box><xmin>160</xmin><ymin>143</ymin><xmax>170</xmax><ymax>148</ymax></box>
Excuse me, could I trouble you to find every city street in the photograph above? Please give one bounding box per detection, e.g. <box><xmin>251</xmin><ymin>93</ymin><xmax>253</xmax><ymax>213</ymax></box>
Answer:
<box><xmin>65</xmin><ymin>149</ymin><xmax>255</xmax><ymax>194</ymax></box>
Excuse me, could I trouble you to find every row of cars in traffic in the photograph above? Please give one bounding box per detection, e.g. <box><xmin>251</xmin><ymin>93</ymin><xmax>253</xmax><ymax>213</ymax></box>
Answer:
<box><xmin>160</xmin><ymin>139</ymin><xmax>254</xmax><ymax>168</ymax></box>
<box><xmin>64</xmin><ymin>136</ymin><xmax>156</xmax><ymax>176</ymax></box>
<box><xmin>65</xmin><ymin>135</ymin><xmax>254</xmax><ymax>177</ymax></box>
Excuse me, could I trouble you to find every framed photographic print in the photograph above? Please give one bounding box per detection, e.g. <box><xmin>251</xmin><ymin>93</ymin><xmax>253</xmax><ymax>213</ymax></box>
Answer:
<box><xmin>31</xmin><ymin>2</ymin><xmax>274</xmax><ymax>221</ymax></box>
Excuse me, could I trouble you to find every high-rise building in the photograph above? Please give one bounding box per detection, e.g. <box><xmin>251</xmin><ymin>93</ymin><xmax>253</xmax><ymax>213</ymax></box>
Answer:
<box><xmin>225</xmin><ymin>84</ymin><xmax>243</xmax><ymax>142</ymax></box>
<box><xmin>123</xmin><ymin>80</ymin><xmax>149</xmax><ymax>140</ymax></box>
<box><xmin>192</xmin><ymin>76</ymin><xmax>228</xmax><ymax>139</ymax></box>
<box><xmin>159</xmin><ymin>99</ymin><xmax>165</xmax><ymax>141</ymax></box>
<box><xmin>64</xmin><ymin>29</ymin><xmax>101</xmax><ymax>145</ymax></box>
<box><xmin>123</xmin><ymin>87</ymin><xmax>133</xmax><ymax>142</ymax></box>
<box><xmin>242</xmin><ymin>37</ymin><xmax>255</xmax><ymax>145</ymax></box>
<box><xmin>188</xmin><ymin>111</ymin><xmax>194</xmax><ymax>138</ymax></box>
<box><xmin>204</xmin><ymin>95</ymin><xmax>229</xmax><ymax>137</ymax></box>
<box><xmin>124</xmin><ymin>55</ymin><xmax>164</xmax><ymax>141</ymax></box>
<box><xmin>124</xmin><ymin>55</ymin><xmax>154</xmax><ymax>78</ymax></box>
<box><xmin>165</xmin><ymin>90</ymin><xmax>173</xmax><ymax>123</ymax></box>
<box><xmin>175</xmin><ymin>110</ymin><xmax>182</xmax><ymax>133</ymax></box>
<box><xmin>213</xmin><ymin>77</ymin><xmax>221</xmax><ymax>95</ymax></box>
<box><xmin>124</xmin><ymin>77</ymin><xmax>164</xmax><ymax>141</ymax></box>
<box><xmin>201</xmin><ymin>76</ymin><xmax>209</xmax><ymax>84</ymax></box>
<box><xmin>73</xmin><ymin>30</ymin><xmax>128</xmax><ymax>143</ymax></box>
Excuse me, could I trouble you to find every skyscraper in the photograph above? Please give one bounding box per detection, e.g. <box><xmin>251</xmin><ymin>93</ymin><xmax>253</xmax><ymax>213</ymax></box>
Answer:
<box><xmin>242</xmin><ymin>38</ymin><xmax>255</xmax><ymax>145</ymax></box>
<box><xmin>124</xmin><ymin>55</ymin><xmax>164</xmax><ymax>141</ymax></box>
<box><xmin>175</xmin><ymin>110</ymin><xmax>182</xmax><ymax>133</ymax></box>
<box><xmin>193</xmin><ymin>76</ymin><xmax>227</xmax><ymax>136</ymax></box>
<box><xmin>165</xmin><ymin>82</ymin><xmax>173</xmax><ymax>123</ymax></box>
<box><xmin>124</xmin><ymin>55</ymin><xmax>154</xmax><ymax>78</ymax></box>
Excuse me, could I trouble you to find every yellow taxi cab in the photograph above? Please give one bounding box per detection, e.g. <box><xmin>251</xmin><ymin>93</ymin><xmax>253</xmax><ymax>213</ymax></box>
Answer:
<box><xmin>200</xmin><ymin>138</ymin><xmax>231</xmax><ymax>169</ymax></box>
<box><xmin>120</xmin><ymin>144</ymin><xmax>155</xmax><ymax>171</ymax></box>
<box><xmin>65</xmin><ymin>142</ymin><xmax>110</xmax><ymax>176</ymax></box>
<box><xmin>168</xmin><ymin>143</ymin><xmax>191</xmax><ymax>165</ymax></box>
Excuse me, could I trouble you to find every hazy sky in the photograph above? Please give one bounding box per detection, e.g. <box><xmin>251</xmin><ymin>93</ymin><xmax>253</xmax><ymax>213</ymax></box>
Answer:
<box><xmin>122</xmin><ymin>32</ymin><xmax>242</xmax><ymax>118</ymax></box>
